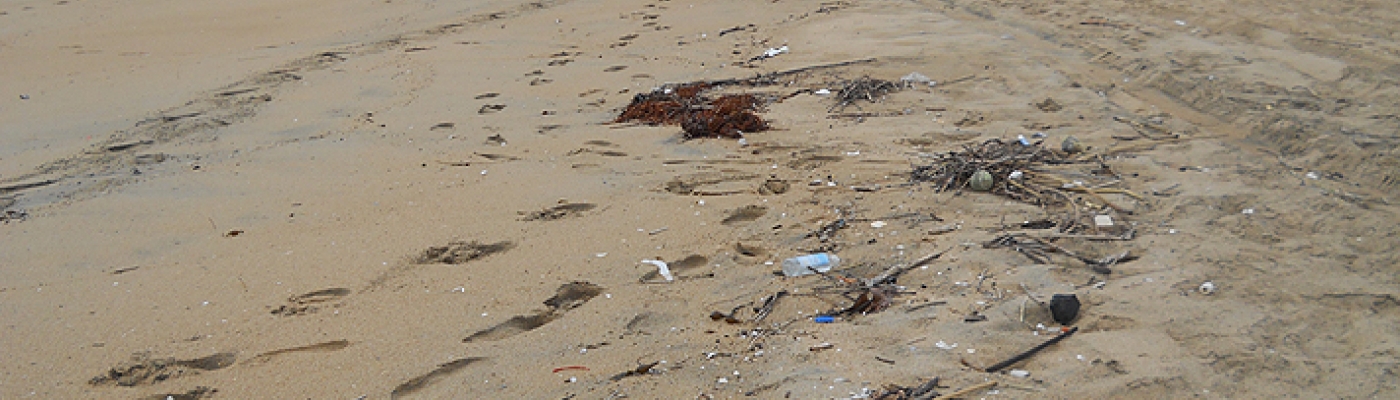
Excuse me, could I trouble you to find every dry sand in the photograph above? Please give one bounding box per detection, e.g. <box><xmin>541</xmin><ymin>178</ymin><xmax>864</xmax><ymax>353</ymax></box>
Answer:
<box><xmin>2</xmin><ymin>0</ymin><xmax>1398</xmax><ymax>398</ymax></box>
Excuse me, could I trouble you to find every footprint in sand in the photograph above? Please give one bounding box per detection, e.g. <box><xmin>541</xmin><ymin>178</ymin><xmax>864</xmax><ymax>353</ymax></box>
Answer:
<box><xmin>721</xmin><ymin>205</ymin><xmax>767</xmax><ymax>225</ymax></box>
<box><xmin>244</xmin><ymin>340</ymin><xmax>351</xmax><ymax>365</ymax></box>
<box><xmin>463</xmin><ymin>281</ymin><xmax>603</xmax><ymax>343</ymax></box>
<box><xmin>390</xmin><ymin>357</ymin><xmax>486</xmax><ymax>399</ymax></box>
<box><xmin>270</xmin><ymin>288</ymin><xmax>351</xmax><ymax>316</ymax></box>
<box><xmin>519</xmin><ymin>202</ymin><xmax>597</xmax><ymax>221</ymax></box>
<box><xmin>414</xmin><ymin>241</ymin><xmax>515</xmax><ymax>265</ymax></box>
<box><xmin>90</xmin><ymin>352</ymin><xmax>236</xmax><ymax>387</ymax></box>
<box><xmin>139</xmin><ymin>386</ymin><xmax>217</xmax><ymax>400</ymax></box>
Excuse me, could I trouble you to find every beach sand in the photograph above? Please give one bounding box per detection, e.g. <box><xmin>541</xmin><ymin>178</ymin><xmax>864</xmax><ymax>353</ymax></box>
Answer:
<box><xmin>2</xmin><ymin>0</ymin><xmax>1398</xmax><ymax>398</ymax></box>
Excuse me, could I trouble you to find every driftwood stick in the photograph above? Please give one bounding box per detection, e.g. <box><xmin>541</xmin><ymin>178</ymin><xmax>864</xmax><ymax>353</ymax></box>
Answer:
<box><xmin>984</xmin><ymin>327</ymin><xmax>1079</xmax><ymax>373</ymax></box>
<box><xmin>871</xmin><ymin>247</ymin><xmax>950</xmax><ymax>285</ymax></box>
<box><xmin>705</xmin><ymin>58</ymin><xmax>880</xmax><ymax>88</ymax></box>
<box><xmin>931</xmin><ymin>381</ymin><xmax>997</xmax><ymax>400</ymax></box>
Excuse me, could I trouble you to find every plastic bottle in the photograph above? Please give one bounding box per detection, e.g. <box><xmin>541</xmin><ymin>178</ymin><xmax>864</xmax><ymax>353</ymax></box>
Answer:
<box><xmin>781</xmin><ymin>253</ymin><xmax>840</xmax><ymax>277</ymax></box>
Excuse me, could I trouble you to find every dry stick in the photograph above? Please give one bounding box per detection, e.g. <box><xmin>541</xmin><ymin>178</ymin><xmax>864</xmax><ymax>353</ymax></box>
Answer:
<box><xmin>907</xmin><ymin>376</ymin><xmax>940</xmax><ymax>399</ymax></box>
<box><xmin>984</xmin><ymin>327</ymin><xmax>1080</xmax><ymax>373</ymax></box>
<box><xmin>708</xmin><ymin>58</ymin><xmax>879</xmax><ymax>87</ymax></box>
<box><xmin>931</xmin><ymin>381</ymin><xmax>998</xmax><ymax>400</ymax></box>
<box><xmin>750</xmin><ymin>291</ymin><xmax>787</xmax><ymax>323</ymax></box>
<box><xmin>1034</xmin><ymin>174</ymin><xmax>1129</xmax><ymax>212</ymax></box>
<box><xmin>870</xmin><ymin>247</ymin><xmax>951</xmax><ymax>285</ymax></box>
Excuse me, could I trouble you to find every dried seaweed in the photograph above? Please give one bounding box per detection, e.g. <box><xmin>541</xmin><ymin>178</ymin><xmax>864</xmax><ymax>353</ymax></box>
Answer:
<box><xmin>613</xmin><ymin>58</ymin><xmax>882</xmax><ymax>139</ymax></box>
<box><xmin>614</xmin><ymin>83</ymin><xmax>768</xmax><ymax>139</ymax></box>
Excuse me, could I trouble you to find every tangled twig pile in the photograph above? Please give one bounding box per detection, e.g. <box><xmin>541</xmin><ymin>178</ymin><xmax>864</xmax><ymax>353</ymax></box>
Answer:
<box><xmin>828</xmin><ymin>76</ymin><xmax>899</xmax><ymax>112</ymax></box>
<box><xmin>911</xmin><ymin>138</ymin><xmax>1074</xmax><ymax>204</ymax></box>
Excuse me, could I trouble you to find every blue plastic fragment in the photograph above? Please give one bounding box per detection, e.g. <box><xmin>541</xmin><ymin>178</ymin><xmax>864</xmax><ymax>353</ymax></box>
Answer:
<box><xmin>814</xmin><ymin>315</ymin><xmax>835</xmax><ymax>323</ymax></box>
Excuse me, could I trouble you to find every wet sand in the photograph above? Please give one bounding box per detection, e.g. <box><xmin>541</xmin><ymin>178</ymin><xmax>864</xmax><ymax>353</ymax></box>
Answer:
<box><xmin>2</xmin><ymin>0</ymin><xmax>1398</xmax><ymax>398</ymax></box>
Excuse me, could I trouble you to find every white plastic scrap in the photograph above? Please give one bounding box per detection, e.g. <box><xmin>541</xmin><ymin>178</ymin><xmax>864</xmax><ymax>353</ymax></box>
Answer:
<box><xmin>761</xmin><ymin>45</ymin><xmax>789</xmax><ymax>58</ymax></box>
<box><xmin>1008</xmin><ymin>369</ymin><xmax>1031</xmax><ymax>378</ymax></box>
<box><xmin>642</xmin><ymin>259</ymin><xmax>674</xmax><ymax>281</ymax></box>
<box><xmin>1199</xmin><ymin>281</ymin><xmax>1217</xmax><ymax>295</ymax></box>
<box><xmin>934</xmin><ymin>340</ymin><xmax>958</xmax><ymax>350</ymax></box>
<box><xmin>814</xmin><ymin>88</ymin><xmax>831</xmax><ymax>95</ymax></box>
<box><xmin>900</xmin><ymin>72</ymin><xmax>932</xmax><ymax>86</ymax></box>
<box><xmin>1094</xmin><ymin>215</ymin><xmax>1114</xmax><ymax>227</ymax></box>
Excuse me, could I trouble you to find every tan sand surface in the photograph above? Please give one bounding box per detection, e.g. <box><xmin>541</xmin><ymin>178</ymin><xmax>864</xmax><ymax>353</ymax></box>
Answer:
<box><xmin>2</xmin><ymin>0</ymin><xmax>1398</xmax><ymax>398</ymax></box>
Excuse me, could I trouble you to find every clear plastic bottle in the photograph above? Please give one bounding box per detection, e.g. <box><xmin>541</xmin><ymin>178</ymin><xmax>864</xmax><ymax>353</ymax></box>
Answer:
<box><xmin>781</xmin><ymin>253</ymin><xmax>840</xmax><ymax>277</ymax></box>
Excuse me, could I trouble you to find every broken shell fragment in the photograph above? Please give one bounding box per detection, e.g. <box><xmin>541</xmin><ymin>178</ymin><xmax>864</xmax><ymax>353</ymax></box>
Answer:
<box><xmin>969</xmin><ymin>170</ymin><xmax>994</xmax><ymax>191</ymax></box>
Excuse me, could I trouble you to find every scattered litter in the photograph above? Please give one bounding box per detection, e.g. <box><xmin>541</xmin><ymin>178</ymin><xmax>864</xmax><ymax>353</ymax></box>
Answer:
<box><xmin>781</xmin><ymin>253</ymin><xmax>840</xmax><ymax>277</ymax></box>
<box><xmin>900</xmin><ymin>72</ymin><xmax>932</xmax><ymax>86</ymax></box>
<box><xmin>642</xmin><ymin>259</ymin><xmax>674</xmax><ymax>281</ymax></box>
<box><xmin>870</xmin><ymin>221</ymin><xmax>887</xmax><ymax>228</ymax></box>
<box><xmin>1242</xmin><ymin>208</ymin><xmax>1254</xmax><ymax>215</ymax></box>
<box><xmin>1094</xmin><ymin>215</ymin><xmax>1114</xmax><ymax>227</ymax></box>
<box><xmin>1008</xmin><ymin>369</ymin><xmax>1030</xmax><ymax>378</ymax></box>
<box><xmin>762</xmin><ymin>45</ymin><xmax>789</xmax><ymax>58</ymax></box>
<box><xmin>934</xmin><ymin>340</ymin><xmax>958</xmax><ymax>350</ymax></box>
<box><xmin>1049</xmin><ymin>294</ymin><xmax>1080</xmax><ymax>325</ymax></box>
<box><xmin>1199</xmin><ymin>281</ymin><xmax>1217</xmax><ymax>295</ymax></box>
<box><xmin>1016</xmin><ymin>134</ymin><xmax>1031</xmax><ymax>146</ymax></box>
<box><xmin>814</xmin><ymin>315</ymin><xmax>835</xmax><ymax>323</ymax></box>
<box><xmin>814</xmin><ymin>88</ymin><xmax>831</xmax><ymax>95</ymax></box>
<box><xmin>552</xmin><ymin>365</ymin><xmax>589</xmax><ymax>373</ymax></box>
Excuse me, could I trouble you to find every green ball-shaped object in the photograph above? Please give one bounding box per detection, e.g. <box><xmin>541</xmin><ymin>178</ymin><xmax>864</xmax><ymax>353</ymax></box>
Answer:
<box><xmin>969</xmin><ymin>170</ymin><xmax>994</xmax><ymax>191</ymax></box>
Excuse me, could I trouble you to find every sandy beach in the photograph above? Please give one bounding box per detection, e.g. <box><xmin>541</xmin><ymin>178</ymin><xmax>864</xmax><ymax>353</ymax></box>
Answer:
<box><xmin>3</xmin><ymin>0</ymin><xmax>1398</xmax><ymax>398</ymax></box>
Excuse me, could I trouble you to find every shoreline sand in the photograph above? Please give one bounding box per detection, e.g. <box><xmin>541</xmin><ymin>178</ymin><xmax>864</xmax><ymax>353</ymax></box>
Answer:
<box><xmin>3</xmin><ymin>0</ymin><xmax>1397</xmax><ymax>398</ymax></box>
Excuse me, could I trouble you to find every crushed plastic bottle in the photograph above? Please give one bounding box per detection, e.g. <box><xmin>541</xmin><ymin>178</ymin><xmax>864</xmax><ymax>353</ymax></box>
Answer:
<box><xmin>781</xmin><ymin>253</ymin><xmax>840</xmax><ymax>277</ymax></box>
